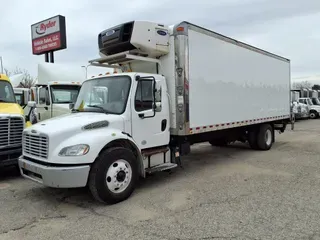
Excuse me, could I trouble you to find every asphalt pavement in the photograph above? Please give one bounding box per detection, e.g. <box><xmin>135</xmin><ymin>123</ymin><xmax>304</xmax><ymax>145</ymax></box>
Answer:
<box><xmin>1</xmin><ymin>120</ymin><xmax>320</xmax><ymax>240</ymax></box>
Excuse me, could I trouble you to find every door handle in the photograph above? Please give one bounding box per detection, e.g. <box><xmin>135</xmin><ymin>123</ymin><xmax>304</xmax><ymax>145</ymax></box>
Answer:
<box><xmin>138</xmin><ymin>113</ymin><xmax>145</xmax><ymax>119</ymax></box>
<box><xmin>161</xmin><ymin>119</ymin><xmax>167</xmax><ymax>131</ymax></box>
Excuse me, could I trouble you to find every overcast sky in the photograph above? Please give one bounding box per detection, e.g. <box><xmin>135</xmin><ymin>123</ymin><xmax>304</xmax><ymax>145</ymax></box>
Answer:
<box><xmin>1</xmin><ymin>0</ymin><xmax>320</xmax><ymax>82</ymax></box>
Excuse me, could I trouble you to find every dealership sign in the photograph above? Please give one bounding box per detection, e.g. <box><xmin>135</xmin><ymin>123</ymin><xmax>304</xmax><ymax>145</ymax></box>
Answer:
<box><xmin>31</xmin><ymin>15</ymin><xmax>67</xmax><ymax>55</ymax></box>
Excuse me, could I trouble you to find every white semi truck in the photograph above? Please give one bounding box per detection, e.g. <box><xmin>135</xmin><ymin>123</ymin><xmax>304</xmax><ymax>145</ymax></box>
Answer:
<box><xmin>19</xmin><ymin>21</ymin><xmax>292</xmax><ymax>204</ymax></box>
<box><xmin>27</xmin><ymin>62</ymin><xmax>85</xmax><ymax>122</ymax></box>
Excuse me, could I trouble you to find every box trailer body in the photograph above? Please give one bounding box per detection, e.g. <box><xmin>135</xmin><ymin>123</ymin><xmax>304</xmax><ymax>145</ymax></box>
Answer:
<box><xmin>168</xmin><ymin>23</ymin><xmax>290</xmax><ymax>136</ymax></box>
<box><xmin>19</xmin><ymin>21</ymin><xmax>292</xmax><ymax>204</ymax></box>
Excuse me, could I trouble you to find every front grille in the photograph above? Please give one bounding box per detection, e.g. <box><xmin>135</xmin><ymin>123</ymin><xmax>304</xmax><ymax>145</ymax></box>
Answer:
<box><xmin>0</xmin><ymin>117</ymin><xmax>24</xmax><ymax>148</ymax></box>
<box><xmin>23</xmin><ymin>133</ymin><xmax>48</xmax><ymax>159</ymax></box>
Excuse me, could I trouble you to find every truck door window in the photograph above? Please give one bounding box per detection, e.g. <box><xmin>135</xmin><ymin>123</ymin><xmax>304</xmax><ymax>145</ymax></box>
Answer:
<box><xmin>135</xmin><ymin>80</ymin><xmax>154</xmax><ymax>112</ymax></box>
<box><xmin>15</xmin><ymin>94</ymin><xmax>22</xmax><ymax>105</ymax></box>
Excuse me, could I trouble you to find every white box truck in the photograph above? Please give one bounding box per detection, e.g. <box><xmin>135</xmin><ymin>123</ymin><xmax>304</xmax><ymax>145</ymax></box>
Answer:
<box><xmin>27</xmin><ymin>62</ymin><xmax>86</xmax><ymax>122</ymax></box>
<box><xmin>19</xmin><ymin>21</ymin><xmax>292</xmax><ymax>204</ymax></box>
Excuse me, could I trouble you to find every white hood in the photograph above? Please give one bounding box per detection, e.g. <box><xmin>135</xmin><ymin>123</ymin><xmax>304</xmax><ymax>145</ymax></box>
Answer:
<box><xmin>25</xmin><ymin>112</ymin><xmax>125</xmax><ymax>137</ymax></box>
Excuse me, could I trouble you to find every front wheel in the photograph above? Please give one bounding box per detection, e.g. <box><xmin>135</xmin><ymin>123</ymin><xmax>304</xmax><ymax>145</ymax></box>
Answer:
<box><xmin>309</xmin><ymin>111</ymin><xmax>318</xmax><ymax>119</ymax></box>
<box><xmin>88</xmin><ymin>147</ymin><xmax>138</xmax><ymax>204</ymax></box>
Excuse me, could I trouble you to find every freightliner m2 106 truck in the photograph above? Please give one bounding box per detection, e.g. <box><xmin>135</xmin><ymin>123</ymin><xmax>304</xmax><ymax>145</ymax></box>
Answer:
<box><xmin>19</xmin><ymin>21</ymin><xmax>292</xmax><ymax>204</ymax></box>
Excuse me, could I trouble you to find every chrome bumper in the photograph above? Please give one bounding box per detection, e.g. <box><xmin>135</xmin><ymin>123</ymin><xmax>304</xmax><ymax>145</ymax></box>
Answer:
<box><xmin>18</xmin><ymin>156</ymin><xmax>90</xmax><ymax>188</ymax></box>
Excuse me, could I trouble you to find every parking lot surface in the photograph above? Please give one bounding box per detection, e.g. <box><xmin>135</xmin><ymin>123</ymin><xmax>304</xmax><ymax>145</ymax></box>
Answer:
<box><xmin>1</xmin><ymin>120</ymin><xmax>320</xmax><ymax>240</ymax></box>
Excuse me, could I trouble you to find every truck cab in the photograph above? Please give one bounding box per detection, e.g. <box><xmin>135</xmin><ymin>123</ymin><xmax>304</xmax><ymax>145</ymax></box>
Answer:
<box><xmin>28</xmin><ymin>63</ymin><xmax>85</xmax><ymax>122</ymax></box>
<box><xmin>298</xmin><ymin>97</ymin><xmax>320</xmax><ymax>119</ymax></box>
<box><xmin>0</xmin><ymin>74</ymin><xmax>32</xmax><ymax>167</ymax></box>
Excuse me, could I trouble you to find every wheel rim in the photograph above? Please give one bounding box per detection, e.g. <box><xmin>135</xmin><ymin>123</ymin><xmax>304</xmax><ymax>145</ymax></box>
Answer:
<box><xmin>310</xmin><ymin>113</ymin><xmax>315</xmax><ymax>118</ymax></box>
<box><xmin>106</xmin><ymin>159</ymin><xmax>132</xmax><ymax>194</ymax></box>
<box><xmin>265</xmin><ymin>129</ymin><xmax>272</xmax><ymax>146</ymax></box>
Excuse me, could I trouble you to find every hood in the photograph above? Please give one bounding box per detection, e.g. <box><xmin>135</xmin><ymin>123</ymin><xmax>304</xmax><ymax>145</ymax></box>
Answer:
<box><xmin>53</xmin><ymin>104</ymin><xmax>71</xmax><ymax>110</ymax></box>
<box><xmin>0</xmin><ymin>102</ymin><xmax>23</xmax><ymax>115</ymax></box>
<box><xmin>51</xmin><ymin>104</ymin><xmax>73</xmax><ymax>117</ymax></box>
<box><xmin>26</xmin><ymin>112</ymin><xmax>125</xmax><ymax>137</ymax></box>
<box><xmin>311</xmin><ymin>105</ymin><xmax>320</xmax><ymax>109</ymax></box>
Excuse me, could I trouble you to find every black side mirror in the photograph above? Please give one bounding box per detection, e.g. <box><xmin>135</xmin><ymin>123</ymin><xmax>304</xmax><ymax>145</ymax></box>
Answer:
<box><xmin>69</xmin><ymin>103</ymin><xmax>75</xmax><ymax>110</ymax></box>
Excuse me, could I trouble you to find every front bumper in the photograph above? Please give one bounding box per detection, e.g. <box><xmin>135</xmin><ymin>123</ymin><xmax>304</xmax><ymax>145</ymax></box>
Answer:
<box><xmin>18</xmin><ymin>156</ymin><xmax>90</xmax><ymax>188</ymax></box>
<box><xmin>0</xmin><ymin>147</ymin><xmax>22</xmax><ymax>167</ymax></box>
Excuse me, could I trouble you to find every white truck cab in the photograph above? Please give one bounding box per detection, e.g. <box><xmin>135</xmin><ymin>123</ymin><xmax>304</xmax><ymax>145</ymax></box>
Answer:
<box><xmin>298</xmin><ymin>97</ymin><xmax>320</xmax><ymax>119</ymax></box>
<box><xmin>19</xmin><ymin>21</ymin><xmax>292</xmax><ymax>204</ymax></box>
<box><xmin>28</xmin><ymin>63</ymin><xmax>85</xmax><ymax>122</ymax></box>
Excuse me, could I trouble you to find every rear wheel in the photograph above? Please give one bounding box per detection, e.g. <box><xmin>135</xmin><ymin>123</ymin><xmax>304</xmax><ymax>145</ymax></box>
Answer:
<box><xmin>248</xmin><ymin>124</ymin><xmax>273</xmax><ymax>151</ymax></box>
<box><xmin>88</xmin><ymin>147</ymin><xmax>138</xmax><ymax>204</ymax></box>
<box><xmin>256</xmin><ymin>124</ymin><xmax>273</xmax><ymax>150</ymax></box>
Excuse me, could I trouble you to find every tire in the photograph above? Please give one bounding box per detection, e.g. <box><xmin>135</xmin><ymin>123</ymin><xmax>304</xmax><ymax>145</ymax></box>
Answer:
<box><xmin>309</xmin><ymin>111</ymin><xmax>318</xmax><ymax>119</ymax></box>
<box><xmin>88</xmin><ymin>147</ymin><xmax>138</xmax><ymax>204</ymax></box>
<box><xmin>256</xmin><ymin>124</ymin><xmax>273</xmax><ymax>151</ymax></box>
<box><xmin>248</xmin><ymin>130</ymin><xmax>259</xmax><ymax>150</ymax></box>
<box><xmin>209</xmin><ymin>139</ymin><xmax>228</xmax><ymax>147</ymax></box>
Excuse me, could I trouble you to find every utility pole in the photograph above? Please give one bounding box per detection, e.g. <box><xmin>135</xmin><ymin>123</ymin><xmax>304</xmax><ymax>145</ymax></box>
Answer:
<box><xmin>0</xmin><ymin>56</ymin><xmax>3</xmax><ymax>74</ymax></box>
<box><xmin>81</xmin><ymin>65</ymin><xmax>89</xmax><ymax>78</ymax></box>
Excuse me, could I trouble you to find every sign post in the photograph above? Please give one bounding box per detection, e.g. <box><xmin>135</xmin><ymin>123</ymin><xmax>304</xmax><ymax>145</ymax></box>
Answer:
<box><xmin>31</xmin><ymin>15</ymin><xmax>67</xmax><ymax>63</ymax></box>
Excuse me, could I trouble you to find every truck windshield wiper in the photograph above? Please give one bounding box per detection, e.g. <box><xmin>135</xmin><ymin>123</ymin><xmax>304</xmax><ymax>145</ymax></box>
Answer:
<box><xmin>57</xmin><ymin>101</ymin><xmax>73</xmax><ymax>104</ymax></box>
<box><xmin>87</xmin><ymin>105</ymin><xmax>109</xmax><ymax>114</ymax></box>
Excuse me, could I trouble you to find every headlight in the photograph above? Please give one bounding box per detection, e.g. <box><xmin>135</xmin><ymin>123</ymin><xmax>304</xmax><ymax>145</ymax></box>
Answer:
<box><xmin>59</xmin><ymin>144</ymin><xmax>90</xmax><ymax>156</ymax></box>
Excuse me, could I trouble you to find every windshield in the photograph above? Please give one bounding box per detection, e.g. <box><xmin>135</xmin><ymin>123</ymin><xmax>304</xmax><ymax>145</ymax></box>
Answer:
<box><xmin>0</xmin><ymin>81</ymin><xmax>16</xmax><ymax>103</ymax></box>
<box><xmin>50</xmin><ymin>85</ymin><xmax>81</xmax><ymax>104</ymax></box>
<box><xmin>73</xmin><ymin>76</ymin><xmax>131</xmax><ymax>114</ymax></box>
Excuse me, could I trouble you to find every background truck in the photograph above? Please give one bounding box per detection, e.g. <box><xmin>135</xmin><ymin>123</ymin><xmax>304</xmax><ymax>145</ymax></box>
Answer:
<box><xmin>298</xmin><ymin>97</ymin><xmax>320</xmax><ymax>119</ymax></box>
<box><xmin>291</xmin><ymin>90</ymin><xmax>309</xmax><ymax>120</ymax></box>
<box><xmin>19</xmin><ymin>21</ymin><xmax>292</xmax><ymax>204</ymax></box>
<box><xmin>0</xmin><ymin>74</ymin><xmax>32</xmax><ymax>167</ymax></box>
<box><xmin>27</xmin><ymin>62</ymin><xmax>86</xmax><ymax>122</ymax></box>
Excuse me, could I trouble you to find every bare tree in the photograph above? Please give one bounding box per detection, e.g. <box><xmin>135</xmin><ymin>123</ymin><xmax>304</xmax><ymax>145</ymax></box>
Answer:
<box><xmin>292</xmin><ymin>80</ymin><xmax>312</xmax><ymax>89</ymax></box>
<box><xmin>4</xmin><ymin>67</ymin><xmax>36</xmax><ymax>88</ymax></box>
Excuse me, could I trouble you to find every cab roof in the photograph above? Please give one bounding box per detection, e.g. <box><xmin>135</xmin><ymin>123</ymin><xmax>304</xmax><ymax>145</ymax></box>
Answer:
<box><xmin>0</xmin><ymin>74</ymin><xmax>10</xmax><ymax>82</ymax></box>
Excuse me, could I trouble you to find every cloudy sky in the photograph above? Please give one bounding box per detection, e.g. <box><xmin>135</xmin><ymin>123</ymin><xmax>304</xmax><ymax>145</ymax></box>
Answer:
<box><xmin>1</xmin><ymin>0</ymin><xmax>320</xmax><ymax>82</ymax></box>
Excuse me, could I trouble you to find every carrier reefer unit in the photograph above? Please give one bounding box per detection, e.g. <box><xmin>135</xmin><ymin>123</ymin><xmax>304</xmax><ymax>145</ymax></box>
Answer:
<box><xmin>19</xmin><ymin>21</ymin><xmax>292</xmax><ymax>204</ymax></box>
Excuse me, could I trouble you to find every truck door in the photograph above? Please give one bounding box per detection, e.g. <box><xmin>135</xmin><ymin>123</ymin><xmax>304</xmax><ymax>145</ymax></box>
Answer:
<box><xmin>131</xmin><ymin>76</ymin><xmax>169</xmax><ymax>149</ymax></box>
<box><xmin>37</xmin><ymin>86</ymin><xmax>51</xmax><ymax>121</ymax></box>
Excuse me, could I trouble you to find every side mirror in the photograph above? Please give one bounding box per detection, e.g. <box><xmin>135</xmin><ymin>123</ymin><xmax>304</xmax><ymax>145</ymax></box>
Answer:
<box><xmin>69</xmin><ymin>103</ymin><xmax>75</xmax><ymax>110</ymax></box>
<box><xmin>45</xmin><ymin>89</ymin><xmax>50</xmax><ymax>106</ymax></box>
<box><xmin>22</xmin><ymin>89</ymin><xmax>29</xmax><ymax>106</ymax></box>
<box><xmin>45</xmin><ymin>96</ymin><xmax>50</xmax><ymax>106</ymax></box>
<box><xmin>27</xmin><ymin>101</ymin><xmax>36</xmax><ymax>108</ymax></box>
